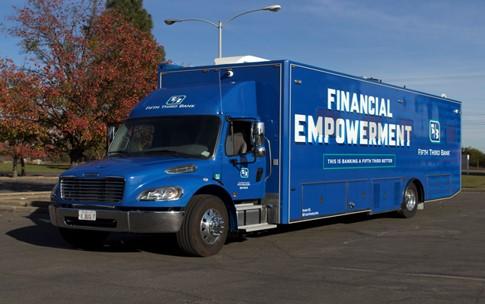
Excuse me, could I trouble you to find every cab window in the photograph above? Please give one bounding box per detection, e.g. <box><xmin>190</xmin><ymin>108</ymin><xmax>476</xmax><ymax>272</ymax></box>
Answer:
<box><xmin>225</xmin><ymin>120</ymin><xmax>254</xmax><ymax>156</ymax></box>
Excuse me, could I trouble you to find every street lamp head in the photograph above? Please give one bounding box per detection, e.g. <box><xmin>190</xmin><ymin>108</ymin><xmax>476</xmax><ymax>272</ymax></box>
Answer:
<box><xmin>164</xmin><ymin>19</ymin><xmax>178</xmax><ymax>25</ymax></box>
<box><xmin>263</xmin><ymin>4</ymin><xmax>281</xmax><ymax>12</ymax></box>
<box><xmin>165</xmin><ymin>5</ymin><xmax>281</xmax><ymax>59</ymax></box>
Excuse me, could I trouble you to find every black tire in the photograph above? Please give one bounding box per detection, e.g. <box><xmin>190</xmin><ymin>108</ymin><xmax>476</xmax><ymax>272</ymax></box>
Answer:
<box><xmin>398</xmin><ymin>183</ymin><xmax>419</xmax><ymax>218</ymax></box>
<box><xmin>58</xmin><ymin>228</ymin><xmax>110</xmax><ymax>250</ymax></box>
<box><xmin>176</xmin><ymin>195</ymin><xmax>229</xmax><ymax>257</ymax></box>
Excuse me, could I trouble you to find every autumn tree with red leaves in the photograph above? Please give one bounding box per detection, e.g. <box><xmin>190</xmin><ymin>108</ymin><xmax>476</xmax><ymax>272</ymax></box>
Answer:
<box><xmin>5</xmin><ymin>0</ymin><xmax>165</xmax><ymax>163</ymax></box>
<box><xmin>0</xmin><ymin>59</ymin><xmax>47</xmax><ymax>176</ymax></box>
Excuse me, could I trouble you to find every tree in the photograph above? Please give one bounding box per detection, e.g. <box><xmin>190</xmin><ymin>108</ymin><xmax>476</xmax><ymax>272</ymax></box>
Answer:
<box><xmin>7</xmin><ymin>0</ymin><xmax>165</xmax><ymax>163</ymax></box>
<box><xmin>106</xmin><ymin>0</ymin><xmax>153</xmax><ymax>33</ymax></box>
<box><xmin>462</xmin><ymin>147</ymin><xmax>485</xmax><ymax>168</ymax></box>
<box><xmin>0</xmin><ymin>59</ymin><xmax>47</xmax><ymax>176</ymax></box>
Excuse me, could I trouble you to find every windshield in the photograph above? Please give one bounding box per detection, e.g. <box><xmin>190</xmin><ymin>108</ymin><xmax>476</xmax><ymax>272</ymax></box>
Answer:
<box><xmin>108</xmin><ymin>116</ymin><xmax>220</xmax><ymax>158</ymax></box>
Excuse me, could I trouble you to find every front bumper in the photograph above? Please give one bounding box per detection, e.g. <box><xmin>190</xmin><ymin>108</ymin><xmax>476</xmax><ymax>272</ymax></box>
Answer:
<box><xmin>49</xmin><ymin>205</ymin><xmax>184</xmax><ymax>233</ymax></box>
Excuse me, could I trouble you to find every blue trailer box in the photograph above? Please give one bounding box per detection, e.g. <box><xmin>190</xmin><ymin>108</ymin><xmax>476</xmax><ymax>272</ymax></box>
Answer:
<box><xmin>49</xmin><ymin>60</ymin><xmax>461</xmax><ymax>256</ymax></box>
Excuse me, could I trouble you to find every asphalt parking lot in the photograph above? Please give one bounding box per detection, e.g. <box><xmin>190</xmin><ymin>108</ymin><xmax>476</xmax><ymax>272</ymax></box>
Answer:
<box><xmin>0</xmin><ymin>192</ymin><xmax>484</xmax><ymax>304</ymax></box>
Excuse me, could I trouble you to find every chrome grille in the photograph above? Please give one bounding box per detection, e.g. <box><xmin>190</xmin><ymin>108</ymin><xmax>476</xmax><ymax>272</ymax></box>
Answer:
<box><xmin>60</xmin><ymin>177</ymin><xmax>125</xmax><ymax>203</ymax></box>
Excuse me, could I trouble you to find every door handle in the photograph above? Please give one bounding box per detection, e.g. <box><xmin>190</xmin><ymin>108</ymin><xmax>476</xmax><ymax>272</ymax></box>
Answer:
<box><xmin>265</xmin><ymin>137</ymin><xmax>272</xmax><ymax>181</ymax></box>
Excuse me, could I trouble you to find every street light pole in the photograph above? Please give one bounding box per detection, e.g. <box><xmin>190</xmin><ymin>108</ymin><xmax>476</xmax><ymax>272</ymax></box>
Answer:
<box><xmin>164</xmin><ymin>5</ymin><xmax>281</xmax><ymax>59</ymax></box>
<box><xmin>218</xmin><ymin>20</ymin><xmax>222</xmax><ymax>59</ymax></box>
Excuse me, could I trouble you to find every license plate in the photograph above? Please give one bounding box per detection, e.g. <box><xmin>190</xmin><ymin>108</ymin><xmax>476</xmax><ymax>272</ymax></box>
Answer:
<box><xmin>78</xmin><ymin>210</ymin><xmax>96</xmax><ymax>221</ymax></box>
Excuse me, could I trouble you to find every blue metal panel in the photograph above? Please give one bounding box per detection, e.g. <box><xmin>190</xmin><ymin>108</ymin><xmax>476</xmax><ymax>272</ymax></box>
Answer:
<box><xmin>160</xmin><ymin>67</ymin><xmax>221</xmax><ymax>89</ymax></box>
<box><xmin>347</xmin><ymin>180</ymin><xmax>372</xmax><ymax>211</ymax></box>
<box><xmin>287</xmin><ymin>62</ymin><xmax>461</xmax><ymax>223</ymax></box>
<box><xmin>129</xmin><ymin>81</ymin><xmax>258</xmax><ymax>119</ymax></box>
<box><xmin>279</xmin><ymin>61</ymin><xmax>292</xmax><ymax>224</ymax></box>
<box><xmin>301</xmin><ymin>181</ymin><xmax>346</xmax><ymax>218</ymax></box>
<box><xmin>372</xmin><ymin>178</ymin><xmax>402</xmax><ymax>211</ymax></box>
<box><xmin>220</xmin><ymin>81</ymin><xmax>258</xmax><ymax>117</ymax></box>
<box><xmin>129</xmin><ymin>85</ymin><xmax>221</xmax><ymax>118</ymax></box>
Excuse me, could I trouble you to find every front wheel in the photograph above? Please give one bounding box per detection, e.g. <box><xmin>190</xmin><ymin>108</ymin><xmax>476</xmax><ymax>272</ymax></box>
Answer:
<box><xmin>398</xmin><ymin>183</ymin><xmax>419</xmax><ymax>218</ymax></box>
<box><xmin>176</xmin><ymin>195</ymin><xmax>229</xmax><ymax>257</ymax></box>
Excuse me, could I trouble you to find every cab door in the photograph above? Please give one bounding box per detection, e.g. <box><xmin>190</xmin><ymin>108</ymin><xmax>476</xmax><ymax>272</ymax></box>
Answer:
<box><xmin>221</xmin><ymin>119</ymin><xmax>266</xmax><ymax>201</ymax></box>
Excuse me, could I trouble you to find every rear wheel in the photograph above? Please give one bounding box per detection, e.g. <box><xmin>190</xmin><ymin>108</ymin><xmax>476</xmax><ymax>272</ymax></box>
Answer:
<box><xmin>398</xmin><ymin>183</ymin><xmax>419</xmax><ymax>218</ymax></box>
<box><xmin>176</xmin><ymin>195</ymin><xmax>228</xmax><ymax>257</ymax></box>
<box><xmin>58</xmin><ymin>228</ymin><xmax>109</xmax><ymax>250</ymax></box>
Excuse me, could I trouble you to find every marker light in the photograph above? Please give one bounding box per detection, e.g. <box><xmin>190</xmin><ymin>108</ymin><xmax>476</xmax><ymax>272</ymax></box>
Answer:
<box><xmin>165</xmin><ymin>164</ymin><xmax>197</xmax><ymax>174</ymax></box>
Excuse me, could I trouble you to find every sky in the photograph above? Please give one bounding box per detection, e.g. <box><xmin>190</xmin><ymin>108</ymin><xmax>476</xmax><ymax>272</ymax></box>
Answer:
<box><xmin>1</xmin><ymin>0</ymin><xmax>484</xmax><ymax>150</ymax></box>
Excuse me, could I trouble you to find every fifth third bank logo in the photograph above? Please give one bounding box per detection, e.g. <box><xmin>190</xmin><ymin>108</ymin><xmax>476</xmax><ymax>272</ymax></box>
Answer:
<box><xmin>166</xmin><ymin>95</ymin><xmax>186</xmax><ymax>105</ymax></box>
<box><xmin>429</xmin><ymin>120</ymin><xmax>440</xmax><ymax>143</ymax></box>
<box><xmin>240</xmin><ymin>167</ymin><xmax>249</xmax><ymax>179</ymax></box>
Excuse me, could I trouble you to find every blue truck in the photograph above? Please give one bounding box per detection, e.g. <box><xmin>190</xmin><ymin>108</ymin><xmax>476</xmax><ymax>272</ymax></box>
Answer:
<box><xmin>49</xmin><ymin>59</ymin><xmax>461</xmax><ymax>256</ymax></box>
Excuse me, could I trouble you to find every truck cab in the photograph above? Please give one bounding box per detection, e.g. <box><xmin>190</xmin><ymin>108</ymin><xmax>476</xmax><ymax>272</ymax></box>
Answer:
<box><xmin>49</xmin><ymin>59</ymin><xmax>278</xmax><ymax>256</ymax></box>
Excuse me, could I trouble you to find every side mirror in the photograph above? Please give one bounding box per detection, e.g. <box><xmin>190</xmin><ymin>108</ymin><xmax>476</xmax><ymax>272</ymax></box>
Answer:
<box><xmin>252</xmin><ymin>122</ymin><xmax>266</xmax><ymax>157</ymax></box>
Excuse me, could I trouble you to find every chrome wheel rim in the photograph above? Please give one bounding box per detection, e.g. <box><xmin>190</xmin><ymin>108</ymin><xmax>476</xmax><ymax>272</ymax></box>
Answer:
<box><xmin>405</xmin><ymin>188</ymin><xmax>417</xmax><ymax>211</ymax></box>
<box><xmin>200</xmin><ymin>208</ymin><xmax>225</xmax><ymax>245</ymax></box>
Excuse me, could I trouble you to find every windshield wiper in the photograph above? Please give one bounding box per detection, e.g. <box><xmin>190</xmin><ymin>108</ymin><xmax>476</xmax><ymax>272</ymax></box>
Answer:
<box><xmin>108</xmin><ymin>150</ymin><xmax>130</xmax><ymax>157</ymax></box>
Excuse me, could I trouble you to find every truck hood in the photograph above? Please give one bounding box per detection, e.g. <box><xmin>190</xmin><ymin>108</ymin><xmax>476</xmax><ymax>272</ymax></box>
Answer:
<box><xmin>61</xmin><ymin>156</ymin><xmax>208</xmax><ymax>181</ymax></box>
<box><xmin>55</xmin><ymin>156</ymin><xmax>218</xmax><ymax>208</ymax></box>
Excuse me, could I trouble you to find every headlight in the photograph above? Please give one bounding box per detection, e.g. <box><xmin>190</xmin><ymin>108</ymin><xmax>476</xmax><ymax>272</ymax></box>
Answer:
<box><xmin>137</xmin><ymin>186</ymin><xmax>183</xmax><ymax>201</ymax></box>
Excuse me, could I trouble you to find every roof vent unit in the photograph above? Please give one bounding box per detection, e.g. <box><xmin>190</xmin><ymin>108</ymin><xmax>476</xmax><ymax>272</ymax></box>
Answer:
<box><xmin>214</xmin><ymin>55</ymin><xmax>269</xmax><ymax>65</ymax></box>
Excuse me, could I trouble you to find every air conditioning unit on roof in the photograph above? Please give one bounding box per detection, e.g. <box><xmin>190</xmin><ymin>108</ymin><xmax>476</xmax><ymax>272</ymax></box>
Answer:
<box><xmin>214</xmin><ymin>55</ymin><xmax>269</xmax><ymax>65</ymax></box>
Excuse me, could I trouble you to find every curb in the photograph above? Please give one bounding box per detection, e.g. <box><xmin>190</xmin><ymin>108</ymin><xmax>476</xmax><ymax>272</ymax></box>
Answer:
<box><xmin>0</xmin><ymin>176</ymin><xmax>58</xmax><ymax>180</ymax></box>
<box><xmin>0</xmin><ymin>191</ymin><xmax>51</xmax><ymax>212</ymax></box>
<box><xmin>0</xmin><ymin>191</ymin><xmax>51</xmax><ymax>197</ymax></box>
